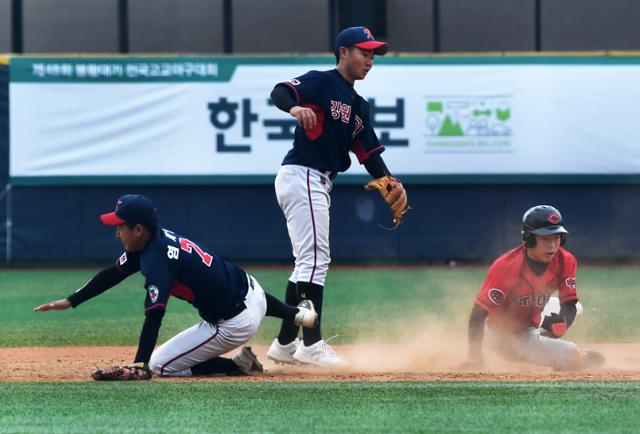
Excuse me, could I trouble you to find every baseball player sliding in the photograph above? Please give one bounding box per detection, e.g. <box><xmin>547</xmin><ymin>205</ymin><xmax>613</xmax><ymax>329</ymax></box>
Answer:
<box><xmin>35</xmin><ymin>194</ymin><xmax>318</xmax><ymax>380</ymax></box>
<box><xmin>461</xmin><ymin>205</ymin><xmax>605</xmax><ymax>371</ymax></box>
<box><xmin>266</xmin><ymin>26</ymin><xmax>409</xmax><ymax>367</ymax></box>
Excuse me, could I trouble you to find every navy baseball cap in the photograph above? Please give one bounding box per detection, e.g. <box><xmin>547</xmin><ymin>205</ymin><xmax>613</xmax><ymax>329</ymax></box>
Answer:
<box><xmin>100</xmin><ymin>194</ymin><xmax>157</xmax><ymax>229</ymax></box>
<box><xmin>334</xmin><ymin>26</ymin><xmax>388</xmax><ymax>56</ymax></box>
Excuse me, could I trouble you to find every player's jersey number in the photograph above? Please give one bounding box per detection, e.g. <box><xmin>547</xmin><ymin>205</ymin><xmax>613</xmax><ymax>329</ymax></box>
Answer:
<box><xmin>162</xmin><ymin>229</ymin><xmax>213</xmax><ymax>267</ymax></box>
<box><xmin>179</xmin><ymin>238</ymin><xmax>213</xmax><ymax>267</ymax></box>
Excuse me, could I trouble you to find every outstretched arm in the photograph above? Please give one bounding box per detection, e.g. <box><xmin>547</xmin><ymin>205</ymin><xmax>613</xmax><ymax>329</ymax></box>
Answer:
<box><xmin>34</xmin><ymin>264</ymin><xmax>130</xmax><ymax>311</ymax></box>
<box><xmin>34</xmin><ymin>299</ymin><xmax>71</xmax><ymax>311</ymax></box>
<box><xmin>460</xmin><ymin>304</ymin><xmax>489</xmax><ymax>369</ymax></box>
<box><xmin>134</xmin><ymin>308</ymin><xmax>165</xmax><ymax>366</ymax></box>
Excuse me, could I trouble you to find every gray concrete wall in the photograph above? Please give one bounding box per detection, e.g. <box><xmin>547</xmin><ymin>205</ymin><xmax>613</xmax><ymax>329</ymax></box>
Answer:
<box><xmin>232</xmin><ymin>0</ymin><xmax>329</xmax><ymax>52</ymax></box>
<box><xmin>440</xmin><ymin>0</ymin><xmax>536</xmax><ymax>52</ymax></box>
<box><xmin>6</xmin><ymin>0</ymin><xmax>640</xmax><ymax>55</ymax></box>
<box><xmin>23</xmin><ymin>0</ymin><xmax>119</xmax><ymax>52</ymax></box>
<box><xmin>129</xmin><ymin>0</ymin><xmax>224</xmax><ymax>53</ymax></box>
<box><xmin>0</xmin><ymin>0</ymin><xmax>11</xmax><ymax>52</ymax></box>
<box><xmin>541</xmin><ymin>0</ymin><xmax>640</xmax><ymax>50</ymax></box>
<box><xmin>387</xmin><ymin>0</ymin><xmax>434</xmax><ymax>52</ymax></box>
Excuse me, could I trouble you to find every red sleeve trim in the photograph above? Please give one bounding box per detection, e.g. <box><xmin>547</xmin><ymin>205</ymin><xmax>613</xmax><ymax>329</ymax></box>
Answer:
<box><xmin>352</xmin><ymin>141</ymin><xmax>384</xmax><ymax>164</ymax></box>
<box><xmin>475</xmin><ymin>299</ymin><xmax>493</xmax><ymax>312</ymax></box>
<box><xmin>282</xmin><ymin>82</ymin><xmax>300</xmax><ymax>105</ymax></box>
<box><xmin>144</xmin><ymin>303</ymin><xmax>167</xmax><ymax>312</ymax></box>
<box><xmin>368</xmin><ymin>145</ymin><xmax>384</xmax><ymax>154</ymax></box>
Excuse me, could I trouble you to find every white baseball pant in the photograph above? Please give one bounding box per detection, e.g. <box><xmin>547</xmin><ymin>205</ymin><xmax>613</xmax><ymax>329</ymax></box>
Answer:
<box><xmin>487</xmin><ymin>296</ymin><xmax>584</xmax><ymax>370</ymax></box>
<box><xmin>275</xmin><ymin>164</ymin><xmax>332</xmax><ymax>286</ymax></box>
<box><xmin>148</xmin><ymin>275</ymin><xmax>267</xmax><ymax>377</ymax></box>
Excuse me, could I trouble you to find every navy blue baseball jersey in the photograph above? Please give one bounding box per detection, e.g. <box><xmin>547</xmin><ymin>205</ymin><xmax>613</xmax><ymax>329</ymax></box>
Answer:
<box><xmin>116</xmin><ymin>228</ymin><xmax>249</xmax><ymax>323</ymax></box>
<box><xmin>279</xmin><ymin>69</ymin><xmax>385</xmax><ymax>174</ymax></box>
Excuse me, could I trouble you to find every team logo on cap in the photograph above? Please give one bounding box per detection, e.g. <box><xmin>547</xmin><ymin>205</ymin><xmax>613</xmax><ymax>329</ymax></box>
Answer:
<box><xmin>488</xmin><ymin>288</ymin><xmax>505</xmax><ymax>305</ymax></box>
<box><xmin>363</xmin><ymin>28</ymin><xmax>374</xmax><ymax>40</ymax></box>
<box><xmin>148</xmin><ymin>285</ymin><xmax>159</xmax><ymax>303</ymax></box>
<box><xmin>547</xmin><ymin>212</ymin><xmax>561</xmax><ymax>224</ymax></box>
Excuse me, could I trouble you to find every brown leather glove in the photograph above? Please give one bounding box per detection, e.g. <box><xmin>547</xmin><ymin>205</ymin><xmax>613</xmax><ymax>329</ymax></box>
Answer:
<box><xmin>364</xmin><ymin>175</ymin><xmax>410</xmax><ymax>229</ymax></box>
<box><xmin>91</xmin><ymin>364</ymin><xmax>152</xmax><ymax>381</ymax></box>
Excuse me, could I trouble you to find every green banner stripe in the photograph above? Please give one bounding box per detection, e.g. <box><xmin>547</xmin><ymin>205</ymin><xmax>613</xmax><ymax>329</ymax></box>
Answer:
<box><xmin>9</xmin><ymin>56</ymin><xmax>335</xmax><ymax>83</ymax></box>
<box><xmin>9</xmin><ymin>55</ymin><xmax>640</xmax><ymax>83</ymax></box>
<box><xmin>9</xmin><ymin>174</ymin><xmax>640</xmax><ymax>186</ymax></box>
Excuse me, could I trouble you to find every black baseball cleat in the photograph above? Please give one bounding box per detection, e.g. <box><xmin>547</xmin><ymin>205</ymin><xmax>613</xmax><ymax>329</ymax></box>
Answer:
<box><xmin>233</xmin><ymin>346</ymin><xmax>264</xmax><ymax>375</ymax></box>
<box><xmin>581</xmin><ymin>350</ymin><xmax>606</xmax><ymax>369</ymax></box>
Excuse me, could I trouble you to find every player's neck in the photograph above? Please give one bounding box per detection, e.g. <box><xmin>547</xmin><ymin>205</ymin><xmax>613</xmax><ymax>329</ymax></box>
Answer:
<box><xmin>525</xmin><ymin>250</ymin><xmax>549</xmax><ymax>276</ymax></box>
<box><xmin>335</xmin><ymin>65</ymin><xmax>355</xmax><ymax>85</ymax></box>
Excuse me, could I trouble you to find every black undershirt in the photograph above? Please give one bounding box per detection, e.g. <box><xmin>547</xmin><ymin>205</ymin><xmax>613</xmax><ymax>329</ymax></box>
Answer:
<box><xmin>524</xmin><ymin>253</ymin><xmax>548</xmax><ymax>276</ymax></box>
<box><xmin>67</xmin><ymin>265</ymin><xmax>128</xmax><ymax>307</ymax></box>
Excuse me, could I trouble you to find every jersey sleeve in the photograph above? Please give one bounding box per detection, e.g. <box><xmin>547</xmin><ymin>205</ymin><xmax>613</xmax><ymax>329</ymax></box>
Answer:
<box><xmin>115</xmin><ymin>251</ymin><xmax>141</xmax><ymax>274</ymax></box>
<box><xmin>277</xmin><ymin>70</ymin><xmax>326</xmax><ymax>105</ymax></box>
<box><xmin>141</xmin><ymin>250</ymin><xmax>176</xmax><ymax>316</ymax></box>
<box><xmin>350</xmin><ymin>99</ymin><xmax>385</xmax><ymax>163</ymax></box>
<box><xmin>475</xmin><ymin>263</ymin><xmax>511</xmax><ymax>313</ymax></box>
<box><xmin>558</xmin><ymin>251</ymin><xmax>579</xmax><ymax>304</ymax></box>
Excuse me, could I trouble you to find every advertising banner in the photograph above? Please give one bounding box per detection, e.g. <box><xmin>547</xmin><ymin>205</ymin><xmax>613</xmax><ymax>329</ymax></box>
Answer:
<box><xmin>9</xmin><ymin>56</ymin><xmax>640</xmax><ymax>184</ymax></box>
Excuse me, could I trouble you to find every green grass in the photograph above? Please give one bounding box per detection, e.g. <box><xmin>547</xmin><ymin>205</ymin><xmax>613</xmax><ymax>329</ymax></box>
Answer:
<box><xmin>1</xmin><ymin>381</ymin><xmax>639</xmax><ymax>434</ymax></box>
<box><xmin>2</xmin><ymin>266</ymin><xmax>640</xmax><ymax>433</ymax></box>
<box><xmin>1</xmin><ymin>265</ymin><xmax>638</xmax><ymax>346</ymax></box>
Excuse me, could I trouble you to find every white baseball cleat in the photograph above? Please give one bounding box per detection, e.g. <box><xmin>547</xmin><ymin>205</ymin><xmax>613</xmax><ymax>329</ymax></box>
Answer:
<box><xmin>266</xmin><ymin>337</ymin><xmax>300</xmax><ymax>365</ymax></box>
<box><xmin>293</xmin><ymin>339</ymin><xmax>347</xmax><ymax>368</ymax></box>
<box><xmin>233</xmin><ymin>346</ymin><xmax>264</xmax><ymax>375</ymax></box>
<box><xmin>294</xmin><ymin>300</ymin><xmax>318</xmax><ymax>328</ymax></box>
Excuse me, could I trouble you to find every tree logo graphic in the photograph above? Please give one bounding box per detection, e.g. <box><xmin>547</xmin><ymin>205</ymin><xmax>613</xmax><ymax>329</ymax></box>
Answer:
<box><xmin>424</xmin><ymin>96</ymin><xmax>513</xmax><ymax>152</ymax></box>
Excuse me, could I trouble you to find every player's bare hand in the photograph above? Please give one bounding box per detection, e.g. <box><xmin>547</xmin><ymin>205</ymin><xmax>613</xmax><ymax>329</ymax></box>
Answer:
<box><xmin>289</xmin><ymin>106</ymin><xmax>317</xmax><ymax>130</ymax></box>
<box><xmin>34</xmin><ymin>299</ymin><xmax>72</xmax><ymax>311</ymax></box>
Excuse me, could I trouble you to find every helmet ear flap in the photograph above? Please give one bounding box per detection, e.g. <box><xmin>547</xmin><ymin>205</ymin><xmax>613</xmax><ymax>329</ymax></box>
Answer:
<box><xmin>560</xmin><ymin>233</ymin><xmax>567</xmax><ymax>247</ymax></box>
<box><xmin>522</xmin><ymin>229</ymin><xmax>536</xmax><ymax>248</ymax></box>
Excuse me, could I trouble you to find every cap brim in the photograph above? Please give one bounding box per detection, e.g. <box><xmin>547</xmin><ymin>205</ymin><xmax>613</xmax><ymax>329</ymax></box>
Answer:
<box><xmin>530</xmin><ymin>226</ymin><xmax>569</xmax><ymax>236</ymax></box>
<box><xmin>354</xmin><ymin>41</ymin><xmax>388</xmax><ymax>55</ymax></box>
<box><xmin>100</xmin><ymin>212</ymin><xmax>125</xmax><ymax>226</ymax></box>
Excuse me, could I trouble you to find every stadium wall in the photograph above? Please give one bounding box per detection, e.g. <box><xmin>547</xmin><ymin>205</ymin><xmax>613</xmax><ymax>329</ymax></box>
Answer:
<box><xmin>3</xmin><ymin>183</ymin><xmax>639</xmax><ymax>265</ymax></box>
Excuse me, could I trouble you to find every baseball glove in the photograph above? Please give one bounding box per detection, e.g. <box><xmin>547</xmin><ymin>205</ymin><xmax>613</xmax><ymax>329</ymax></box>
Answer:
<box><xmin>364</xmin><ymin>175</ymin><xmax>410</xmax><ymax>229</ymax></box>
<box><xmin>91</xmin><ymin>364</ymin><xmax>152</xmax><ymax>381</ymax></box>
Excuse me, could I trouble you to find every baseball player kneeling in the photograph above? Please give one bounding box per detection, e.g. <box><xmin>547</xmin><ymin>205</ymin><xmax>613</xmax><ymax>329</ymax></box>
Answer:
<box><xmin>461</xmin><ymin>205</ymin><xmax>605</xmax><ymax>371</ymax></box>
<box><xmin>35</xmin><ymin>194</ymin><xmax>318</xmax><ymax>380</ymax></box>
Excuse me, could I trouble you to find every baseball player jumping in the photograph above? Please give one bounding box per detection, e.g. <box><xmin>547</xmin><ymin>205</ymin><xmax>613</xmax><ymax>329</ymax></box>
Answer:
<box><xmin>461</xmin><ymin>205</ymin><xmax>605</xmax><ymax>371</ymax></box>
<box><xmin>266</xmin><ymin>26</ymin><xmax>409</xmax><ymax>367</ymax></box>
<box><xmin>35</xmin><ymin>194</ymin><xmax>318</xmax><ymax>379</ymax></box>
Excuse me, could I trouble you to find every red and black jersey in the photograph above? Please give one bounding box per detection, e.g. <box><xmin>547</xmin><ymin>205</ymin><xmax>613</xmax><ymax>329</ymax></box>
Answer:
<box><xmin>475</xmin><ymin>246</ymin><xmax>579</xmax><ymax>333</ymax></box>
<box><xmin>277</xmin><ymin>69</ymin><xmax>384</xmax><ymax>174</ymax></box>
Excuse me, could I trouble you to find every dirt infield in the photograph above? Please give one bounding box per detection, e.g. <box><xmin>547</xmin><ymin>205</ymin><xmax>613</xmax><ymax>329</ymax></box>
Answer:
<box><xmin>1</xmin><ymin>343</ymin><xmax>639</xmax><ymax>382</ymax></box>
